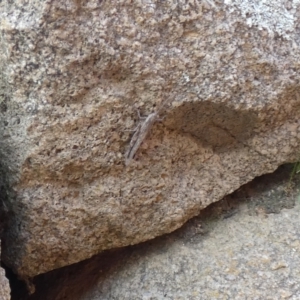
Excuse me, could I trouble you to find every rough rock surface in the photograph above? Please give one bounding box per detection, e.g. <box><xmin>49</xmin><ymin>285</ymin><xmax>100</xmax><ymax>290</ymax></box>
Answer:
<box><xmin>0</xmin><ymin>269</ymin><xmax>10</xmax><ymax>300</ymax></box>
<box><xmin>76</xmin><ymin>169</ymin><xmax>300</xmax><ymax>300</ymax></box>
<box><xmin>1</xmin><ymin>0</ymin><xmax>300</xmax><ymax>278</ymax></box>
<box><xmin>23</xmin><ymin>165</ymin><xmax>300</xmax><ymax>300</ymax></box>
<box><xmin>61</xmin><ymin>195</ymin><xmax>300</xmax><ymax>300</ymax></box>
<box><xmin>0</xmin><ymin>244</ymin><xmax>11</xmax><ymax>300</ymax></box>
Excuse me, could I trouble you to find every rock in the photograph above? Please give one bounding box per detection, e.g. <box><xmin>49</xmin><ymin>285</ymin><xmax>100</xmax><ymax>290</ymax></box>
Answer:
<box><xmin>60</xmin><ymin>202</ymin><xmax>300</xmax><ymax>300</ymax></box>
<box><xmin>0</xmin><ymin>268</ymin><xmax>10</xmax><ymax>300</ymax></box>
<box><xmin>0</xmin><ymin>245</ymin><xmax>11</xmax><ymax>300</ymax></box>
<box><xmin>1</xmin><ymin>0</ymin><xmax>300</xmax><ymax>278</ymax></box>
<box><xmin>21</xmin><ymin>166</ymin><xmax>300</xmax><ymax>300</ymax></box>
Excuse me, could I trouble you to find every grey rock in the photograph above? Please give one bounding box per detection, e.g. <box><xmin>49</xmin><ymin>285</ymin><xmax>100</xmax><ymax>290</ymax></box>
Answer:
<box><xmin>86</xmin><ymin>205</ymin><xmax>300</xmax><ymax>300</ymax></box>
<box><xmin>1</xmin><ymin>0</ymin><xmax>300</xmax><ymax>278</ymax></box>
<box><xmin>0</xmin><ymin>270</ymin><xmax>10</xmax><ymax>300</ymax></box>
<box><xmin>0</xmin><ymin>243</ymin><xmax>11</xmax><ymax>300</ymax></box>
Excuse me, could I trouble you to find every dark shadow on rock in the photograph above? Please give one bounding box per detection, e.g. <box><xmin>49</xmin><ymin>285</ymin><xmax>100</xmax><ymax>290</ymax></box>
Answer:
<box><xmin>164</xmin><ymin>101</ymin><xmax>260</xmax><ymax>151</ymax></box>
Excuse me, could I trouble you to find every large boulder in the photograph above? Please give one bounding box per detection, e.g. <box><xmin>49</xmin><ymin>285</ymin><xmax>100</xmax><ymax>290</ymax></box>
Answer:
<box><xmin>1</xmin><ymin>0</ymin><xmax>300</xmax><ymax>278</ymax></box>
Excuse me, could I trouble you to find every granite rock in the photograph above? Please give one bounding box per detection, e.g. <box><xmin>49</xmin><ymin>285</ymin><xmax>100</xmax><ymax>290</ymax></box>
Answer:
<box><xmin>20</xmin><ymin>165</ymin><xmax>300</xmax><ymax>300</ymax></box>
<box><xmin>1</xmin><ymin>0</ymin><xmax>300</xmax><ymax>277</ymax></box>
<box><xmin>69</xmin><ymin>196</ymin><xmax>300</xmax><ymax>300</ymax></box>
<box><xmin>0</xmin><ymin>243</ymin><xmax>11</xmax><ymax>300</ymax></box>
<box><xmin>0</xmin><ymin>268</ymin><xmax>10</xmax><ymax>300</ymax></box>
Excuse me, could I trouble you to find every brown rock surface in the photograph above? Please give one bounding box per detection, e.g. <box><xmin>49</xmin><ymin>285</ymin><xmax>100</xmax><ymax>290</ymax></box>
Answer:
<box><xmin>17</xmin><ymin>165</ymin><xmax>300</xmax><ymax>300</ymax></box>
<box><xmin>1</xmin><ymin>0</ymin><xmax>300</xmax><ymax>278</ymax></box>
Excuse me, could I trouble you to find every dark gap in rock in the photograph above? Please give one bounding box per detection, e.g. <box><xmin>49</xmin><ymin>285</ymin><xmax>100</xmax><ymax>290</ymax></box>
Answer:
<box><xmin>200</xmin><ymin>163</ymin><xmax>297</xmax><ymax>220</ymax></box>
<box><xmin>175</xmin><ymin>163</ymin><xmax>298</xmax><ymax>244</ymax></box>
<box><xmin>26</xmin><ymin>247</ymin><xmax>133</xmax><ymax>300</ymax></box>
<box><xmin>6</xmin><ymin>163</ymin><xmax>300</xmax><ymax>300</ymax></box>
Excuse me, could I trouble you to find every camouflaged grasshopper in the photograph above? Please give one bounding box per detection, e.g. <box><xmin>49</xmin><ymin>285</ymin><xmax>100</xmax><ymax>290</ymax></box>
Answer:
<box><xmin>125</xmin><ymin>99</ymin><xmax>170</xmax><ymax>165</ymax></box>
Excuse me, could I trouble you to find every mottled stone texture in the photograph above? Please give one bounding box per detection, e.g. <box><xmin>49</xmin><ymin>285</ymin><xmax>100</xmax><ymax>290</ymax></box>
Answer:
<box><xmin>1</xmin><ymin>0</ymin><xmax>300</xmax><ymax>278</ymax></box>
<box><xmin>46</xmin><ymin>195</ymin><xmax>300</xmax><ymax>300</ymax></box>
<box><xmin>0</xmin><ymin>243</ymin><xmax>11</xmax><ymax>300</ymax></box>
<box><xmin>0</xmin><ymin>269</ymin><xmax>10</xmax><ymax>300</ymax></box>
